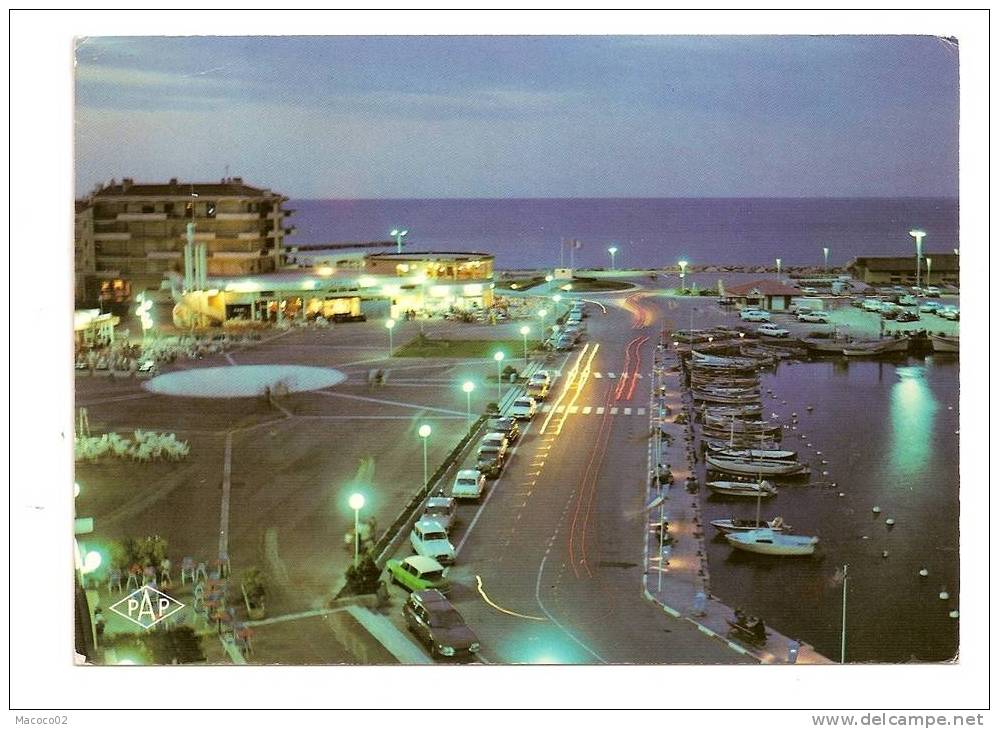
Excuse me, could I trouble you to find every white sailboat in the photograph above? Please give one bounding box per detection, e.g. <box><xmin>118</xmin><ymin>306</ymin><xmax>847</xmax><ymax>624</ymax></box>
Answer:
<box><xmin>725</xmin><ymin>528</ymin><xmax>818</xmax><ymax>556</ymax></box>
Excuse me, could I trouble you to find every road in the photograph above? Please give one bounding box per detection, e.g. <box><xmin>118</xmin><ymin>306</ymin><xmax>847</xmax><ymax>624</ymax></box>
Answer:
<box><xmin>386</xmin><ymin>287</ymin><xmax>751</xmax><ymax>664</ymax></box>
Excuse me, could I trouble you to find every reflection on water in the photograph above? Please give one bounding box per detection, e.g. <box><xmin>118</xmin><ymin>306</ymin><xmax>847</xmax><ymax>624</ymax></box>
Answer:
<box><xmin>890</xmin><ymin>366</ymin><xmax>939</xmax><ymax>477</ymax></box>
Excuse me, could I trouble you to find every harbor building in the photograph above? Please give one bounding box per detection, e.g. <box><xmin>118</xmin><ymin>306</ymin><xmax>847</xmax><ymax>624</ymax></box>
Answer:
<box><xmin>846</xmin><ymin>254</ymin><xmax>959</xmax><ymax>287</ymax></box>
<box><xmin>74</xmin><ymin>177</ymin><xmax>294</xmax><ymax>307</ymax></box>
<box><xmin>169</xmin><ymin>250</ymin><xmax>496</xmax><ymax>327</ymax></box>
<box><xmin>719</xmin><ymin>279</ymin><xmax>802</xmax><ymax>311</ymax></box>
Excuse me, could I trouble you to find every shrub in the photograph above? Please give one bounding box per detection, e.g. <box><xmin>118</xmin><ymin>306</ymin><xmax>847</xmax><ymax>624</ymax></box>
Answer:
<box><xmin>344</xmin><ymin>554</ymin><xmax>382</xmax><ymax>595</ymax></box>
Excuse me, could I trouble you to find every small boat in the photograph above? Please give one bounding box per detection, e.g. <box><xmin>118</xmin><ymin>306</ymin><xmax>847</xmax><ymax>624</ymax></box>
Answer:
<box><xmin>706</xmin><ymin>454</ymin><xmax>807</xmax><ymax>477</ymax></box>
<box><xmin>693</xmin><ymin>391</ymin><xmax>762</xmax><ymax>405</ymax></box>
<box><xmin>842</xmin><ymin>338</ymin><xmax>910</xmax><ymax>357</ymax></box>
<box><xmin>699</xmin><ymin>405</ymin><xmax>764</xmax><ymax>421</ymax></box>
<box><xmin>707</xmin><ymin>480</ymin><xmax>777</xmax><ymax>498</ymax></box>
<box><xmin>711</xmin><ymin>515</ymin><xmax>791</xmax><ymax>534</ymax></box>
<box><xmin>713</xmin><ymin>448</ymin><xmax>798</xmax><ymax>461</ymax></box>
<box><xmin>704</xmin><ymin>414</ymin><xmax>777</xmax><ymax>431</ymax></box>
<box><xmin>930</xmin><ymin>334</ymin><xmax>959</xmax><ymax>353</ymax></box>
<box><xmin>725</xmin><ymin>528</ymin><xmax>818</xmax><ymax>556</ymax></box>
<box><xmin>803</xmin><ymin>336</ymin><xmax>852</xmax><ymax>354</ymax></box>
<box><xmin>703</xmin><ymin>438</ymin><xmax>783</xmax><ymax>453</ymax></box>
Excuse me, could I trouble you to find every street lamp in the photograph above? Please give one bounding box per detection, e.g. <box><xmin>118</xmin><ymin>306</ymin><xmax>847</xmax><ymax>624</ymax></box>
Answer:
<box><xmin>823</xmin><ymin>247</ymin><xmax>830</xmax><ymax>273</ymax></box>
<box><xmin>462</xmin><ymin>381</ymin><xmax>475</xmax><ymax>425</ymax></box>
<box><xmin>925</xmin><ymin>257</ymin><xmax>932</xmax><ymax>287</ymax></box>
<box><xmin>418</xmin><ymin>424</ymin><xmax>432</xmax><ymax>488</ymax></box>
<box><xmin>608</xmin><ymin>246</ymin><xmax>618</xmax><ymax>271</ymax></box>
<box><xmin>348</xmin><ymin>493</ymin><xmax>365</xmax><ymax>568</ymax></box>
<box><xmin>135</xmin><ymin>293</ymin><xmax>153</xmax><ymax>344</ymax></box>
<box><xmin>390</xmin><ymin>228</ymin><xmax>408</xmax><ymax>254</ymax></box>
<box><xmin>385</xmin><ymin>318</ymin><xmax>396</xmax><ymax>357</ymax></box>
<box><xmin>545</xmin><ymin>274</ymin><xmax>554</xmax><ymax>283</ymax></box>
<box><xmin>520</xmin><ymin>325</ymin><xmax>531</xmax><ymax>364</ymax></box>
<box><xmin>678</xmin><ymin>259</ymin><xmax>689</xmax><ymax>293</ymax></box>
<box><xmin>909</xmin><ymin>229</ymin><xmax>926</xmax><ymax>288</ymax></box>
<box><xmin>493</xmin><ymin>351</ymin><xmax>505</xmax><ymax>402</ymax></box>
<box><xmin>776</xmin><ymin>257</ymin><xmax>782</xmax><ymax>275</ymax></box>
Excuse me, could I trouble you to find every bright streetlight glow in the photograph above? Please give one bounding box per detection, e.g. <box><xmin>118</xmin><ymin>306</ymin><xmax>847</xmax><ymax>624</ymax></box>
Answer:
<box><xmin>561</xmin><ymin>283</ymin><xmax>573</xmax><ymax>291</ymax></box>
<box><xmin>608</xmin><ymin>246</ymin><xmax>618</xmax><ymax>270</ymax></box>
<box><xmin>926</xmin><ymin>257</ymin><xmax>932</xmax><ymax>284</ymax></box>
<box><xmin>538</xmin><ymin>308</ymin><xmax>548</xmax><ymax>318</ymax></box>
<box><xmin>385</xmin><ymin>318</ymin><xmax>396</xmax><ymax>356</ymax></box>
<box><xmin>462</xmin><ymin>381</ymin><xmax>475</xmax><ymax>424</ymax></box>
<box><xmin>348</xmin><ymin>492</ymin><xmax>365</xmax><ymax>567</ymax></box>
<box><xmin>390</xmin><ymin>228</ymin><xmax>409</xmax><ymax>253</ymax></box>
<box><xmin>545</xmin><ymin>274</ymin><xmax>554</xmax><ymax>283</ymax></box>
<box><xmin>823</xmin><ymin>246</ymin><xmax>830</xmax><ymax>272</ymax></box>
<box><xmin>82</xmin><ymin>550</ymin><xmax>102</xmax><ymax>574</ymax></box>
<box><xmin>520</xmin><ymin>325</ymin><xmax>531</xmax><ymax>364</ymax></box>
<box><xmin>909</xmin><ymin>229</ymin><xmax>926</xmax><ymax>288</ymax></box>
<box><xmin>552</xmin><ymin>294</ymin><xmax>562</xmax><ymax>304</ymax></box>
<box><xmin>418</xmin><ymin>424</ymin><xmax>432</xmax><ymax>488</ymax></box>
<box><xmin>678</xmin><ymin>259</ymin><xmax>689</xmax><ymax>292</ymax></box>
<box><xmin>776</xmin><ymin>257</ymin><xmax>782</xmax><ymax>274</ymax></box>
<box><xmin>74</xmin><ymin>481</ymin><xmax>81</xmax><ymax>498</ymax></box>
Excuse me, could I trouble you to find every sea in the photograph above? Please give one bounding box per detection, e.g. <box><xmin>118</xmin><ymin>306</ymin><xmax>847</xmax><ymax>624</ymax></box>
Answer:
<box><xmin>287</xmin><ymin>197</ymin><xmax>959</xmax><ymax>270</ymax></box>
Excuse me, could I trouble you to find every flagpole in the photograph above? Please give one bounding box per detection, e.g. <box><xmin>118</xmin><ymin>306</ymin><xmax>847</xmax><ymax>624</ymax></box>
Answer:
<box><xmin>560</xmin><ymin>238</ymin><xmax>565</xmax><ymax>269</ymax></box>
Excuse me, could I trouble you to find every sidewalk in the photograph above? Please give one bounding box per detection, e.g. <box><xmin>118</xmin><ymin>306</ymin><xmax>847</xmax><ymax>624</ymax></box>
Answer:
<box><xmin>642</xmin><ymin>340</ymin><xmax>833</xmax><ymax>665</ymax></box>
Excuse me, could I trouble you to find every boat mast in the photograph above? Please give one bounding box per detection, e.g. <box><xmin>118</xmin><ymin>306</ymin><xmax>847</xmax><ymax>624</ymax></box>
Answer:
<box><xmin>841</xmin><ymin>564</ymin><xmax>849</xmax><ymax>663</ymax></box>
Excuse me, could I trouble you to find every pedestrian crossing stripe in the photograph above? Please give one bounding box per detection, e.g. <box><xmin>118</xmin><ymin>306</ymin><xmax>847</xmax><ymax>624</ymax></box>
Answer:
<box><xmin>537</xmin><ymin>404</ymin><xmax>647</xmax><ymax>416</ymax></box>
<box><xmin>610</xmin><ymin>407</ymin><xmax>619</xmax><ymax>415</ymax></box>
<box><xmin>593</xmin><ymin>372</ymin><xmax>602</xmax><ymax>378</ymax></box>
<box><xmin>596</xmin><ymin>407</ymin><xmax>605</xmax><ymax>415</ymax></box>
<box><xmin>607</xmin><ymin>373</ymin><xmax>617</xmax><ymax>379</ymax></box>
<box><xmin>568</xmin><ymin>405</ymin><xmax>579</xmax><ymax>414</ymax></box>
<box><xmin>637</xmin><ymin>408</ymin><xmax>646</xmax><ymax>415</ymax></box>
<box><xmin>582</xmin><ymin>406</ymin><xmax>592</xmax><ymax>414</ymax></box>
<box><xmin>624</xmin><ymin>408</ymin><xmax>632</xmax><ymax>415</ymax></box>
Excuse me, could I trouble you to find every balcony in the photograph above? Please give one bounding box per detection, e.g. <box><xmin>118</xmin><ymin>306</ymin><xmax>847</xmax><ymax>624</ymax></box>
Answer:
<box><xmin>117</xmin><ymin>213</ymin><xmax>167</xmax><ymax>221</ymax></box>
<box><xmin>176</xmin><ymin>231</ymin><xmax>216</xmax><ymax>241</ymax></box>
<box><xmin>215</xmin><ymin>212</ymin><xmax>259</xmax><ymax>221</ymax></box>
<box><xmin>93</xmin><ymin>232</ymin><xmax>131</xmax><ymax>241</ymax></box>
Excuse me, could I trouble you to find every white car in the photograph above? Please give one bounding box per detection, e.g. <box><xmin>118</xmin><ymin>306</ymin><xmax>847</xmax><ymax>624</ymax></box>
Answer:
<box><xmin>919</xmin><ymin>301</ymin><xmax>944</xmax><ymax>313</ymax></box>
<box><xmin>739</xmin><ymin>309</ymin><xmax>771</xmax><ymax>322</ymax></box>
<box><xmin>452</xmin><ymin>469</ymin><xmax>486</xmax><ymax>500</ymax></box>
<box><xmin>530</xmin><ymin>370</ymin><xmax>551</xmax><ymax>386</ymax></box>
<box><xmin>797</xmin><ymin>311</ymin><xmax>830</xmax><ymax>323</ymax></box>
<box><xmin>757</xmin><ymin>323</ymin><xmax>791</xmax><ymax>338</ymax></box>
<box><xmin>422</xmin><ymin>496</ymin><xmax>457</xmax><ymax>533</ymax></box>
<box><xmin>898</xmin><ymin>295</ymin><xmax>918</xmax><ymax>307</ymax></box>
<box><xmin>410</xmin><ymin>519</ymin><xmax>456</xmax><ymax>565</ymax></box>
<box><xmin>480</xmin><ymin>432</ymin><xmax>509</xmax><ymax>461</ymax></box>
<box><xmin>510</xmin><ymin>396</ymin><xmax>537</xmax><ymax>420</ymax></box>
<box><xmin>938</xmin><ymin>306</ymin><xmax>960</xmax><ymax>321</ymax></box>
<box><xmin>925</xmin><ymin>286</ymin><xmax>942</xmax><ymax>297</ymax></box>
<box><xmin>862</xmin><ymin>299</ymin><xmax>883</xmax><ymax>312</ymax></box>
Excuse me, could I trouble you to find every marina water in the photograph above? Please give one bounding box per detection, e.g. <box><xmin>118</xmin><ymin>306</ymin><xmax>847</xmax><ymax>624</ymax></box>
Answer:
<box><xmin>700</xmin><ymin>356</ymin><xmax>959</xmax><ymax>663</ymax></box>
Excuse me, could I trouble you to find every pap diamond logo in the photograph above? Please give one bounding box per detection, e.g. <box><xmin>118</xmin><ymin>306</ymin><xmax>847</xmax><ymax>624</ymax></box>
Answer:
<box><xmin>109</xmin><ymin>585</ymin><xmax>185</xmax><ymax>629</ymax></box>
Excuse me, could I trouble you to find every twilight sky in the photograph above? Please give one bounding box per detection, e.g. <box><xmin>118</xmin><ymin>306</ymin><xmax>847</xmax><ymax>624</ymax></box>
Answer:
<box><xmin>74</xmin><ymin>35</ymin><xmax>959</xmax><ymax>199</ymax></box>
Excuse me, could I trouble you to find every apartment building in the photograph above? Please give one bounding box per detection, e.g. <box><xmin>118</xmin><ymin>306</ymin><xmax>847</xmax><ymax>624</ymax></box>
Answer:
<box><xmin>74</xmin><ymin>177</ymin><xmax>293</xmax><ymax>306</ymax></box>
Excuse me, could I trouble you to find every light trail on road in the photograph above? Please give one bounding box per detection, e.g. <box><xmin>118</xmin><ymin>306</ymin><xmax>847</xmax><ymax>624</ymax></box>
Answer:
<box><xmin>475</xmin><ymin>575</ymin><xmax>547</xmax><ymax>621</ymax></box>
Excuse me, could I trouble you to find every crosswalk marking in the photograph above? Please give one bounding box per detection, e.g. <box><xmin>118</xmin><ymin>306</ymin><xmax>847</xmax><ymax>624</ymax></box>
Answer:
<box><xmin>593</xmin><ymin>372</ymin><xmax>602</xmax><ymax>378</ymax></box>
<box><xmin>541</xmin><ymin>404</ymin><xmax>552</xmax><ymax>413</ymax></box>
<box><xmin>607</xmin><ymin>372</ymin><xmax>617</xmax><ymax>379</ymax></box>
<box><xmin>568</xmin><ymin>405</ymin><xmax>579</xmax><ymax>414</ymax></box>
<box><xmin>637</xmin><ymin>407</ymin><xmax>646</xmax><ymax>415</ymax></box>
<box><xmin>610</xmin><ymin>407</ymin><xmax>619</xmax><ymax>415</ymax></box>
<box><xmin>539</xmin><ymin>404</ymin><xmax>649</xmax><ymax>416</ymax></box>
<box><xmin>582</xmin><ymin>406</ymin><xmax>592</xmax><ymax>414</ymax></box>
<box><xmin>596</xmin><ymin>407</ymin><xmax>605</xmax><ymax>415</ymax></box>
<box><xmin>624</xmin><ymin>408</ymin><xmax>632</xmax><ymax>415</ymax></box>
<box><xmin>556</xmin><ymin>405</ymin><xmax>565</xmax><ymax>414</ymax></box>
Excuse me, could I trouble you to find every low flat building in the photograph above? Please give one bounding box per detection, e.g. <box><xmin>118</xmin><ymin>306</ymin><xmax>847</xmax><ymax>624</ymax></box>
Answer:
<box><xmin>846</xmin><ymin>254</ymin><xmax>959</xmax><ymax>286</ymax></box>
<box><xmin>168</xmin><ymin>250</ymin><xmax>496</xmax><ymax>327</ymax></box>
<box><xmin>720</xmin><ymin>279</ymin><xmax>802</xmax><ymax>311</ymax></box>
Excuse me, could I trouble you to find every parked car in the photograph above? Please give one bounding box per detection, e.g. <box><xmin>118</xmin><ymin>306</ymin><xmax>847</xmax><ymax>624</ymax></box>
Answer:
<box><xmin>410</xmin><ymin>519</ymin><xmax>456</xmax><ymax>565</ymax></box>
<box><xmin>527</xmin><ymin>380</ymin><xmax>550</xmax><ymax>400</ymax></box>
<box><xmin>739</xmin><ymin>309</ymin><xmax>771</xmax><ymax>322</ymax></box>
<box><xmin>898</xmin><ymin>295</ymin><xmax>919</xmax><ymax>307</ymax></box>
<box><xmin>938</xmin><ymin>306</ymin><xmax>960</xmax><ymax>321</ymax></box>
<box><xmin>530</xmin><ymin>370</ymin><xmax>552</xmax><ymax>386</ymax></box>
<box><xmin>487</xmin><ymin>416</ymin><xmax>520</xmax><ymax>443</ymax></box>
<box><xmin>879</xmin><ymin>303</ymin><xmax>900</xmax><ymax>319</ymax></box>
<box><xmin>475</xmin><ymin>445</ymin><xmax>504</xmax><ymax>478</ymax></box>
<box><xmin>757</xmin><ymin>323</ymin><xmax>790</xmax><ymax>338</ymax></box>
<box><xmin>895</xmin><ymin>310</ymin><xmax>920</xmax><ymax>323</ymax></box>
<box><xmin>862</xmin><ymin>299</ymin><xmax>883</xmax><ymax>312</ymax></box>
<box><xmin>555</xmin><ymin>335</ymin><xmax>576</xmax><ymax>351</ymax></box>
<box><xmin>511</xmin><ymin>397</ymin><xmax>537</xmax><ymax>420</ymax></box>
<box><xmin>386</xmin><ymin>555</ymin><xmax>451</xmax><ymax>594</ymax></box>
<box><xmin>480</xmin><ymin>432</ymin><xmax>509</xmax><ymax>461</ymax></box>
<box><xmin>452</xmin><ymin>469</ymin><xmax>486</xmax><ymax>499</ymax></box>
<box><xmin>925</xmin><ymin>286</ymin><xmax>942</xmax><ymax>297</ymax></box>
<box><xmin>797</xmin><ymin>310</ymin><xmax>830</xmax><ymax>323</ymax></box>
<box><xmin>403</xmin><ymin>589</ymin><xmax>480</xmax><ymax>659</ymax></box>
<box><xmin>919</xmin><ymin>301</ymin><xmax>944</xmax><ymax>313</ymax></box>
<box><xmin>422</xmin><ymin>496</ymin><xmax>457</xmax><ymax>533</ymax></box>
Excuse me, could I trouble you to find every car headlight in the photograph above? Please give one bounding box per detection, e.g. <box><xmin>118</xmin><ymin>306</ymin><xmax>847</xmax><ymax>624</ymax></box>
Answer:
<box><xmin>439</xmin><ymin>645</ymin><xmax>455</xmax><ymax>656</ymax></box>
<box><xmin>469</xmin><ymin>642</ymin><xmax>480</xmax><ymax>653</ymax></box>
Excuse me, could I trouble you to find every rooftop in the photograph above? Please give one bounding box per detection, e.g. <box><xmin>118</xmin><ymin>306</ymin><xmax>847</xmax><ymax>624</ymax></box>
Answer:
<box><xmin>848</xmin><ymin>254</ymin><xmax>959</xmax><ymax>272</ymax></box>
<box><xmin>85</xmin><ymin>177</ymin><xmax>285</xmax><ymax>200</ymax></box>
<box><xmin>723</xmin><ymin>279</ymin><xmax>802</xmax><ymax>297</ymax></box>
<box><xmin>367</xmin><ymin>251</ymin><xmax>494</xmax><ymax>262</ymax></box>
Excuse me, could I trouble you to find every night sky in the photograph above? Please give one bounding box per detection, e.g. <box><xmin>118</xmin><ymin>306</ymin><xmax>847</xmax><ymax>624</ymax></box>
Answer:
<box><xmin>75</xmin><ymin>35</ymin><xmax>959</xmax><ymax>199</ymax></box>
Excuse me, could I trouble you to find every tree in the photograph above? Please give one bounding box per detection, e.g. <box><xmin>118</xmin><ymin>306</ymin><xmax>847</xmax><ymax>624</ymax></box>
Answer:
<box><xmin>344</xmin><ymin>554</ymin><xmax>382</xmax><ymax>595</ymax></box>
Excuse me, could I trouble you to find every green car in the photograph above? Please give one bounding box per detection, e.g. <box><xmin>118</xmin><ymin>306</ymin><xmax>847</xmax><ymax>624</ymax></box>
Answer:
<box><xmin>386</xmin><ymin>555</ymin><xmax>451</xmax><ymax>595</ymax></box>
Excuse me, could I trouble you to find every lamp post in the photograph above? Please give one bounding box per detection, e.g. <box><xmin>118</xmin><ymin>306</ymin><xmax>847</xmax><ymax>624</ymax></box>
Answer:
<box><xmin>348</xmin><ymin>493</ymin><xmax>365</xmax><ymax>568</ymax></box>
<box><xmin>385</xmin><ymin>318</ymin><xmax>396</xmax><ymax>357</ymax></box>
<box><xmin>840</xmin><ymin>563</ymin><xmax>849</xmax><ymax>664</ymax></box>
<box><xmin>776</xmin><ymin>257</ymin><xmax>782</xmax><ymax>275</ymax></box>
<box><xmin>418</xmin><ymin>424</ymin><xmax>432</xmax><ymax>488</ymax></box>
<box><xmin>925</xmin><ymin>257</ymin><xmax>932</xmax><ymax>287</ymax></box>
<box><xmin>909</xmin><ymin>229</ymin><xmax>926</xmax><ymax>288</ymax></box>
<box><xmin>390</xmin><ymin>228</ymin><xmax>408</xmax><ymax>254</ymax></box>
<box><xmin>678</xmin><ymin>259</ymin><xmax>688</xmax><ymax>293</ymax></box>
<box><xmin>520</xmin><ymin>325</ymin><xmax>531</xmax><ymax>365</ymax></box>
<box><xmin>493</xmin><ymin>351</ymin><xmax>505</xmax><ymax>402</ymax></box>
<box><xmin>823</xmin><ymin>247</ymin><xmax>830</xmax><ymax>273</ymax></box>
<box><xmin>608</xmin><ymin>246</ymin><xmax>618</xmax><ymax>271</ymax></box>
<box><xmin>462</xmin><ymin>381</ymin><xmax>475</xmax><ymax>425</ymax></box>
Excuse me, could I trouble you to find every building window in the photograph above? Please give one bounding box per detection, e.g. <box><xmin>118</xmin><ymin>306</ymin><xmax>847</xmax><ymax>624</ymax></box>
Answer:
<box><xmin>206</xmin><ymin>201</ymin><xmax>217</xmax><ymax>218</ymax></box>
<box><xmin>164</xmin><ymin>202</ymin><xmax>175</xmax><ymax>215</ymax></box>
<box><xmin>185</xmin><ymin>202</ymin><xmax>194</xmax><ymax>218</ymax></box>
<box><xmin>142</xmin><ymin>205</ymin><xmax>154</xmax><ymax>214</ymax></box>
